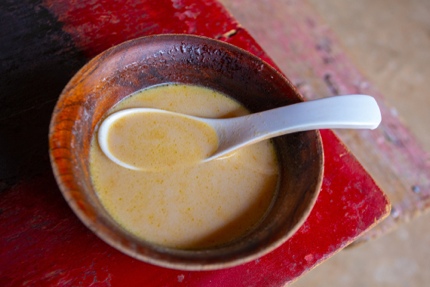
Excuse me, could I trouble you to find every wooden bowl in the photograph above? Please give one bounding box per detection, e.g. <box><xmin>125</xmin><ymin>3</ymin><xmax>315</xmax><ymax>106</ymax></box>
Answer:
<box><xmin>49</xmin><ymin>34</ymin><xmax>323</xmax><ymax>270</ymax></box>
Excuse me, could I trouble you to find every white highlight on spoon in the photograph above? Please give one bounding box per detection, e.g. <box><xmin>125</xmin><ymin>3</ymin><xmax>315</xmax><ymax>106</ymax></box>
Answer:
<box><xmin>98</xmin><ymin>95</ymin><xmax>381</xmax><ymax>170</ymax></box>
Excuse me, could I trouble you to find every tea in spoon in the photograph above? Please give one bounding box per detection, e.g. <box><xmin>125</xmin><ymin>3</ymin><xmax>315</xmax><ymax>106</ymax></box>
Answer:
<box><xmin>98</xmin><ymin>95</ymin><xmax>381</xmax><ymax>171</ymax></box>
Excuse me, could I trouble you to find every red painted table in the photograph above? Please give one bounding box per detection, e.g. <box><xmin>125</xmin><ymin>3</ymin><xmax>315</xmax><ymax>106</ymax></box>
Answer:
<box><xmin>0</xmin><ymin>1</ymin><xmax>390</xmax><ymax>286</ymax></box>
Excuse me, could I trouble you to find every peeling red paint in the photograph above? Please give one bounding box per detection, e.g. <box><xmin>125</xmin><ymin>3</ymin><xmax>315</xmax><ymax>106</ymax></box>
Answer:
<box><xmin>0</xmin><ymin>0</ymin><xmax>390</xmax><ymax>286</ymax></box>
<box><xmin>43</xmin><ymin>0</ymin><xmax>239</xmax><ymax>58</ymax></box>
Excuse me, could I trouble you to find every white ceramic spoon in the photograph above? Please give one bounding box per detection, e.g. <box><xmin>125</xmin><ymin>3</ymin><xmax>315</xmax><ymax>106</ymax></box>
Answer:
<box><xmin>98</xmin><ymin>95</ymin><xmax>381</xmax><ymax>169</ymax></box>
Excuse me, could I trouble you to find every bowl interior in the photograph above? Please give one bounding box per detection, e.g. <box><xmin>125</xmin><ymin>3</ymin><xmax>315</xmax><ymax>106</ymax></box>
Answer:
<box><xmin>49</xmin><ymin>34</ymin><xmax>323</xmax><ymax>270</ymax></box>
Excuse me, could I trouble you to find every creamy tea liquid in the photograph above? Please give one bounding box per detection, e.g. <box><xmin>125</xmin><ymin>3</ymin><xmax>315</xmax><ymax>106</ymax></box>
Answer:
<box><xmin>105</xmin><ymin>110</ymin><xmax>219</xmax><ymax>171</ymax></box>
<box><xmin>90</xmin><ymin>84</ymin><xmax>279</xmax><ymax>249</ymax></box>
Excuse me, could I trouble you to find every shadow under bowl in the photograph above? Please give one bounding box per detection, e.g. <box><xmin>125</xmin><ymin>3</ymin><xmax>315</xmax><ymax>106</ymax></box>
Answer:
<box><xmin>49</xmin><ymin>34</ymin><xmax>323</xmax><ymax>270</ymax></box>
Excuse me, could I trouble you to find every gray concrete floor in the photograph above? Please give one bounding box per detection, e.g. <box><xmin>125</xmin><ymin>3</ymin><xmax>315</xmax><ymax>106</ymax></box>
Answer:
<box><xmin>219</xmin><ymin>0</ymin><xmax>430</xmax><ymax>286</ymax></box>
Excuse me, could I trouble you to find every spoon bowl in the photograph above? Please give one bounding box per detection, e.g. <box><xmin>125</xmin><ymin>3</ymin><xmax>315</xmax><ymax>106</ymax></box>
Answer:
<box><xmin>98</xmin><ymin>94</ymin><xmax>381</xmax><ymax>170</ymax></box>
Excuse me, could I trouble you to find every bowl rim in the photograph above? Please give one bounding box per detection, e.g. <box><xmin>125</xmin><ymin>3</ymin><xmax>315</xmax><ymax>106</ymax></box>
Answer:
<box><xmin>49</xmin><ymin>33</ymin><xmax>324</xmax><ymax>270</ymax></box>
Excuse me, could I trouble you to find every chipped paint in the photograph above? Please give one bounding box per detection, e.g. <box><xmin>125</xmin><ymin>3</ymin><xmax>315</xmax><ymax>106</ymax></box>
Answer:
<box><xmin>1</xmin><ymin>0</ymin><xmax>390</xmax><ymax>286</ymax></box>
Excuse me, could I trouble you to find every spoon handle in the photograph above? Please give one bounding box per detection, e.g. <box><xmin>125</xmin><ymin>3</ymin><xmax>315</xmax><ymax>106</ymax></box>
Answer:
<box><xmin>210</xmin><ymin>95</ymin><xmax>381</xmax><ymax>157</ymax></box>
<box><xmin>249</xmin><ymin>94</ymin><xmax>381</xmax><ymax>137</ymax></box>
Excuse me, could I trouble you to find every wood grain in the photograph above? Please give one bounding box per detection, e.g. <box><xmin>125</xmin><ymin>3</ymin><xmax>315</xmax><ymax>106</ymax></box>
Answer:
<box><xmin>219</xmin><ymin>0</ymin><xmax>430</xmax><ymax>242</ymax></box>
<box><xmin>0</xmin><ymin>0</ymin><xmax>389</xmax><ymax>285</ymax></box>
<box><xmin>49</xmin><ymin>34</ymin><xmax>325</xmax><ymax>270</ymax></box>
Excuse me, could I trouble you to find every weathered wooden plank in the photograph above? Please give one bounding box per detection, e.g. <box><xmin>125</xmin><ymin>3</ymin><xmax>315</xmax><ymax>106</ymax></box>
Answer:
<box><xmin>219</xmin><ymin>0</ymin><xmax>430</xmax><ymax>242</ymax></box>
<box><xmin>0</xmin><ymin>0</ymin><xmax>389</xmax><ymax>285</ymax></box>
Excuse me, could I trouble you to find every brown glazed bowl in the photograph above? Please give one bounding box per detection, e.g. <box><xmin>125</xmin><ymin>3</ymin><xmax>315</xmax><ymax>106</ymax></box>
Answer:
<box><xmin>49</xmin><ymin>34</ymin><xmax>323</xmax><ymax>270</ymax></box>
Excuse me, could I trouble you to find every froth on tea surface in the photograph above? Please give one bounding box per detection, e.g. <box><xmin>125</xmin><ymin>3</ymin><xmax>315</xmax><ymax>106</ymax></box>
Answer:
<box><xmin>90</xmin><ymin>84</ymin><xmax>280</xmax><ymax>249</ymax></box>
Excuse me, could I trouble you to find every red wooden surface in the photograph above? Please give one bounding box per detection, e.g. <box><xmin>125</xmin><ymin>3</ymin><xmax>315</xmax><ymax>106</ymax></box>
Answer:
<box><xmin>221</xmin><ymin>0</ymin><xmax>430</xmax><ymax>241</ymax></box>
<box><xmin>0</xmin><ymin>0</ymin><xmax>390</xmax><ymax>286</ymax></box>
